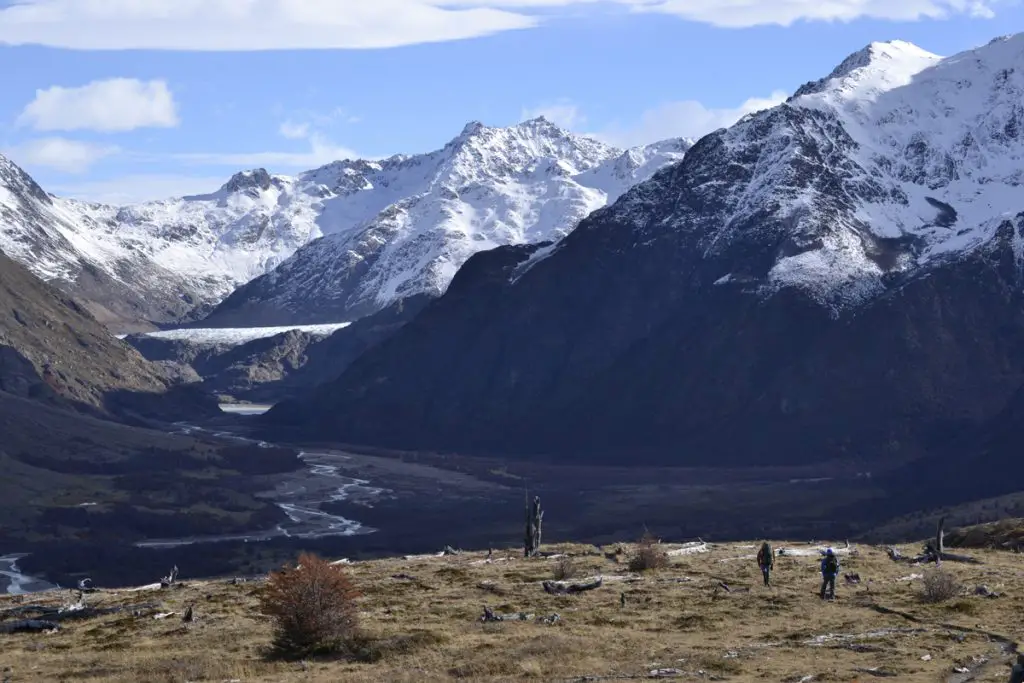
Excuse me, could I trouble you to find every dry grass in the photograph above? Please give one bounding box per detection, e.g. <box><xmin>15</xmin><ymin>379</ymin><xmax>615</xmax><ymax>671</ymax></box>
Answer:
<box><xmin>1</xmin><ymin>540</ymin><xmax>1022</xmax><ymax>682</ymax></box>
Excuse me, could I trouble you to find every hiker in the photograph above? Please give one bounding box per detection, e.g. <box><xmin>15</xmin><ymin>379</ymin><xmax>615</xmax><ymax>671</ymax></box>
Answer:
<box><xmin>1009</xmin><ymin>653</ymin><xmax>1024</xmax><ymax>683</ymax></box>
<box><xmin>820</xmin><ymin>548</ymin><xmax>840</xmax><ymax>600</ymax></box>
<box><xmin>756</xmin><ymin>541</ymin><xmax>774</xmax><ymax>587</ymax></box>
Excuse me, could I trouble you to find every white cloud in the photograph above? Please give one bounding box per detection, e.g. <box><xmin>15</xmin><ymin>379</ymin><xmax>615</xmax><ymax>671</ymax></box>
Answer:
<box><xmin>521</xmin><ymin>101</ymin><xmax>586</xmax><ymax>129</ymax></box>
<box><xmin>0</xmin><ymin>0</ymin><xmax>534</xmax><ymax>50</ymax></box>
<box><xmin>0</xmin><ymin>0</ymin><xmax>1003</xmax><ymax>50</ymax></box>
<box><xmin>16</xmin><ymin>79</ymin><xmax>179</xmax><ymax>133</ymax></box>
<box><xmin>630</xmin><ymin>0</ymin><xmax>1001</xmax><ymax>27</ymax></box>
<box><xmin>173</xmin><ymin>133</ymin><xmax>362</xmax><ymax>169</ymax></box>
<box><xmin>50</xmin><ymin>174</ymin><xmax>230</xmax><ymax>204</ymax></box>
<box><xmin>598</xmin><ymin>90</ymin><xmax>789</xmax><ymax>147</ymax></box>
<box><xmin>6</xmin><ymin>137</ymin><xmax>119</xmax><ymax>173</ymax></box>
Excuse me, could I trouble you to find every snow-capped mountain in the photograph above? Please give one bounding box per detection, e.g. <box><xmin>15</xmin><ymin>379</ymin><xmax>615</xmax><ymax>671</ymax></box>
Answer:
<box><xmin>0</xmin><ymin>119</ymin><xmax>689</xmax><ymax>331</ymax></box>
<box><xmin>201</xmin><ymin>118</ymin><xmax>691</xmax><ymax>326</ymax></box>
<box><xmin>0</xmin><ymin>159</ymin><xmax>325</xmax><ymax>331</ymax></box>
<box><xmin>712</xmin><ymin>36</ymin><xmax>1024</xmax><ymax>309</ymax></box>
<box><xmin>264</xmin><ymin>34</ymin><xmax>1024</xmax><ymax>472</ymax></box>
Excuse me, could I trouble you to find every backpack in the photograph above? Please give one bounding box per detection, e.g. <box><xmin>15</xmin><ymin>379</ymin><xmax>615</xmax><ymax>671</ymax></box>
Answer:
<box><xmin>823</xmin><ymin>554</ymin><xmax>839</xmax><ymax>575</ymax></box>
<box><xmin>758</xmin><ymin>543</ymin><xmax>773</xmax><ymax>567</ymax></box>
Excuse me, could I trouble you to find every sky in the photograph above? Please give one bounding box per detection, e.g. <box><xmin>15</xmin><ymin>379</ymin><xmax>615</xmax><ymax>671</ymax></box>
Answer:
<box><xmin>0</xmin><ymin>0</ymin><xmax>1021</xmax><ymax>204</ymax></box>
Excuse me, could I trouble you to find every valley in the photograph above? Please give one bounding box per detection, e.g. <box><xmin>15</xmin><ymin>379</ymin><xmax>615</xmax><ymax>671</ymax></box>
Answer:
<box><xmin>0</xmin><ymin>403</ymin><xmax>927</xmax><ymax>593</ymax></box>
<box><xmin>2</xmin><ymin>24</ymin><xmax>1024</xmax><ymax>634</ymax></box>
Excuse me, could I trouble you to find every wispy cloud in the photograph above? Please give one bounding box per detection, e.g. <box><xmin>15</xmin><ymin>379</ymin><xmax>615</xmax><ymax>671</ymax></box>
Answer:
<box><xmin>50</xmin><ymin>174</ymin><xmax>231</xmax><ymax>204</ymax></box>
<box><xmin>0</xmin><ymin>0</ymin><xmax>1003</xmax><ymax>51</ymax></box>
<box><xmin>522</xmin><ymin>91</ymin><xmax>789</xmax><ymax>147</ymax></box>
<box><xmin>279</xmin><ymin>121</ymin><xmax>311</xmax><ymax>140</ymax></box>
<box><xmin>597</xmin><ymin>90</ymin><xmax>790</xmax><ymax>147</ymax></box>
<box><xmin>5</xmin><ymin>137</ymin><xmax>119</xmax><ymax>173</ymax></box>
<box><xmin>173</xmin><ymin>125</ymin><xmax>362</xmax><ymax>169</ymax></box>
<box><xmin>16</xmin><ymin>79</ymin><xmax>179</xmax><ymax>133</ymax></box>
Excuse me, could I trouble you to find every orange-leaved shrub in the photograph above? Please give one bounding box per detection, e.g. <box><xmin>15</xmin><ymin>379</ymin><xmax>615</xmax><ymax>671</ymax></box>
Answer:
<box><xmin>259</xmin><ymin>552</ymin><xmax>360</xmax><ymax>658</ymax></box>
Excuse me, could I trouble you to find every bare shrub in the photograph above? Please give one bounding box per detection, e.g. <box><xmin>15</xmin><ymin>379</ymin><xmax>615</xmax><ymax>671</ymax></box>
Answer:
<box><xmin>259</xmin><ymin>553</ymin><xmax>360</xmax><ymax>659</ymax></box>
<box><xmin>552</xmin><ymin>556</ymin><xmax>578</xmax><ymax>581</ymax></box>
<box><xmin>628</xmin><ymin>531</ymin><xmax>669</xmax><ymax>572</ymax></box>
<box><xmin>920</xmin><ymin>568</ymin><xmax>960</xmax><ymax>603</ymax></box>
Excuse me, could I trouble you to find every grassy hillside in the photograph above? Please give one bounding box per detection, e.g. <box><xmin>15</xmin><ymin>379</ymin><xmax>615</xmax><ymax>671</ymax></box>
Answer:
<box><xmin>2</xmin><ymin>539</ymin><xmax>1021</xmax><ymax>682</ymax></box>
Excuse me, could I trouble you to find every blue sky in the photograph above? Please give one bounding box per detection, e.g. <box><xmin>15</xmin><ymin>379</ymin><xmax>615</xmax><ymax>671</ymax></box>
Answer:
<box><xmin>0</xmin><ymin>0</ymin><xmax>1021</xmax><ymax>203</ymax></box>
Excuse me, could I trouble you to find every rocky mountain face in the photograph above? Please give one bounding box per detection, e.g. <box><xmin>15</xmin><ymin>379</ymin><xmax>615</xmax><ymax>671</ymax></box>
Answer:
<box><xmin>0</xmin><ymin>249</ymin><xmax>215</xmax><ymax>420</ymax></box>
<box><xmin>200</xmin><ymin>120</ymin><xmax>691</xmax><ymax>326</ymax></box>
<box><xmin>1</xmin><ymin>122</ymin><xmax>689</xmax><ymax>333</ymax></box>
<box><xmin>0</xmin><ymin>156</ymin><xmax>205</xmax><ymax>331</ymax></box>
<box><xmin>264</xmin><ymin>36</ymin><xmax>1024</xmax><ymax>471</ymax></box>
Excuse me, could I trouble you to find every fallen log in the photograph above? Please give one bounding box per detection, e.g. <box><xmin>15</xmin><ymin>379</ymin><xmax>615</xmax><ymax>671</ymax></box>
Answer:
<box><xmin>0</xmin><ymin>602</ymin><xmax>160</xmax><ymax>624</ymax></box>
<box><xmin>919</xmin><ymin>518</ymin><xmax>982</xmax><ymax>565</ymax></box>
<box><xmin>666</xmin><ymin>542</ymin><xmax>709</xmax><ymax>557</ymax></box>
<box><xmin>481</xmin><ymin>606</ymin><xmax>560</xmax><ymax>623</ymax></box>
<box><xmin>0</xmin><ymin>605</ymin><xmax>51</xmax><ymax>619</ymax></box>
<box><xmin>542</xmin><ymin>577</ymin><xmax>603</xmax><ymax>595</ymax></box>
<box><xmin>0</xmin><ymin>619</ymin><xmax>60</xmax><ymax>634</ymax></box>
<box><xmin>481</xmin><ymin>606</ymin><xmax>533</xmax><ymax>622</ymax></box>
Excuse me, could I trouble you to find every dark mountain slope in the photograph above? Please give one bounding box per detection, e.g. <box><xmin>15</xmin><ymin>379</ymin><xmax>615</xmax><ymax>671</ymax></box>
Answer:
<box><xmin>264</xmin><ymin>38</ymin><xmax>1024</xmax><ymax>468</ymax></box>
<box><xmin>0</xmin><ymin>249</ymin><xmax>214</xmax><ymax>418</ymax></box>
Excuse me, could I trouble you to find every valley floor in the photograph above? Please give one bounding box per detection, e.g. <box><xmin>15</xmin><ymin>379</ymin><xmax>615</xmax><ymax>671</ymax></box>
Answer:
<box><xmin>1</xmin><ymin>542</ymin><xmax>1021</xmax><ymax>682</ymax></box>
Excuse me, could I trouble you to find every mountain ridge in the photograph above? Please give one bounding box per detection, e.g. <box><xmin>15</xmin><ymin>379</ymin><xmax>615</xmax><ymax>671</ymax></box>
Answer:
<box><xmin>1</xmin><ymin>119</ymin><xmax>691</xmax><ymax>332</ymax></box>
<box><xmin>262</xmin><ymin>34</ymin><xmax>1024</xmax><ymax>472</ymax></box>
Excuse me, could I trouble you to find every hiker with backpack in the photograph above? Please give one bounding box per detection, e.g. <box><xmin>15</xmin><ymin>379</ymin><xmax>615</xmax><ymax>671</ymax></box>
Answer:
<box><xmin>1009</xmin><ymin>653</ymin><xmax>1024</xmax><ymax>683</ymax></box>
<box><xmin>820</xmin><ymin>548</ymin><xmax>840</xmax><ymax>600</ymax></box>
<box><xmin>756</xmin><ymin>541</ymin><xmax>774</xmax><ymax>587</ymax></box>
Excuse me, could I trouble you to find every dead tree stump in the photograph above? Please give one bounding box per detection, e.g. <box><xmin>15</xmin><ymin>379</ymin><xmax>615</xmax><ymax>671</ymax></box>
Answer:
<box><xmin>525</xmin><ymin>495</ymin><xmax>543</xmax><ymax>558</ymax></box>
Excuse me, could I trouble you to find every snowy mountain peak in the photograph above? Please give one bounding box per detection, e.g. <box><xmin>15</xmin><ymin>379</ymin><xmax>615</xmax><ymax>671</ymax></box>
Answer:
<box><xmin>0</xmin><ymin>153</ymin><xmax>51</xmax><ymax>207</ymax></box>
<box><xmin>792</xmin><ymin>40</ymin><xmax>942</xmax><ymax>102</ymax></box>
<box><xmin>201</xmin><ymin>120</ymin><xmax>693</xmax><ymax>326</ymax></box>
<box><xmin>459</xmin><ymin>120</ymin><xmax>486</xmax><ymax>137</ymax></box>
<box><xmin>220</xmin><ymin>168</ymin><xmax>277</xmax><ymax>196</ymax></box>
<box><xmin>2</xmin><ymin>115</ymin><xmax>692</xmax><ymax>330</ymax></box>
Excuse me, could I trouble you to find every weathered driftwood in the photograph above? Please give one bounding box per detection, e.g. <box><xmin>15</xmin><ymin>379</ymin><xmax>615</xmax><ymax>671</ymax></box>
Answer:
<box><xmin>481</xmin><ymin>606</ymin><xmax>560</xmax><ymax>623</ymax></box>
<box><xmin>853</xmin><ymin>667</ymin><xmax>898</xmax><ymax>678</ymax></box>
<box><xmin>160</xmin><ymin>565</ymin><xmax>179</xmax><ymax>588</ymax></box>
<box><xmin>666</xmin><ymin>541</ymin><xmax>709</xmax><ymax>557</ymax></box>
<box><xmin>542</xmin><ymin>577</ymin><xmax>602</xmax><ymax>595</ymax></box>
<box><xmin>525</xmin><ymin>495</ymin><xmax>543</xmax><ymax>558</ymax></box>
<box><xmin>0</xmin><ymin>619</ymin><xmax>60</xmax><ymax>634</ymax></box>
<box><xmin>885</xmin><ymin>519</ymin><xmax>982</xmax><ymax>566</ymax></box>
<box><xmin>481</xmin><ymin>606</ymin><xmax>532</xmax><ymax>622</ymax></box>
<box><xmin>0</xmin><ymin>601</ymin><xmax>160</xmax><ymax>624</ymax></box>
<box><xmin>0</xmin><ymin>604</ymin><xmax>51</xmax><ymax>619</ymax></box>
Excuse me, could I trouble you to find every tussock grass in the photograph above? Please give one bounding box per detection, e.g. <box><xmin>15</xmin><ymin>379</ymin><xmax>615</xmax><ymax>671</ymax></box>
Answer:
<box><xmin>1</xmin><ymin>541</ymin><xmax>1021</xmax><ymax>681</ymax></box>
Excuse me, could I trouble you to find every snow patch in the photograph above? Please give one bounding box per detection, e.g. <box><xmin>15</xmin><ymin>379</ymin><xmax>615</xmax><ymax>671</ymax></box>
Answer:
<box><xmin>144</xmin><ymin>322</ymin><xmax>350</xmax><ymax>345</ymax></box>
